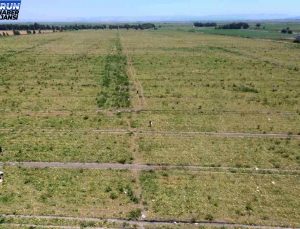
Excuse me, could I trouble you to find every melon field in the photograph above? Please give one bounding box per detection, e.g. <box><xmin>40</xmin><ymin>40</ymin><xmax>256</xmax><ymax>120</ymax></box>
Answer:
<box><xmin>0</xmin><ymin>28</ymin><xmax>299</xmax><ymax>228</ymax></box>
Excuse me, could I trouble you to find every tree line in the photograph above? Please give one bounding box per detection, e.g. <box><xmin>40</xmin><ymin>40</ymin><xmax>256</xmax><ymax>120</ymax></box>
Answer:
<box><xmin>281</xmin><ymin>27</ymin><xmax>293</xmax><ymax>34</ymax></box>
<box><xmin>217</xmin><ymin>22</ymin><xmax>250</xmax><ymax>29</ymax></box>
<box><xmin>0</xmin><ymin>22</ymin><xmax>156</xmax><ymax>32</ymax></box>
<box><xmin>108</xmin><ymin>23</ymin><xmax>156</xmax><ymax>30</ymax></box>
<box><xmin>193</xmin><ymin>22</ymin><xmax>250</xmax><ymax>29</ymax></box>
<box><xmin>295</xmin><ymin>36</ymin><xmax>300</xmax><ymax>43</ymax></box>
<box><xmin>193</xmin><ymin>22</ymin><xmax>217</xmax><ymax>27</ymax></box>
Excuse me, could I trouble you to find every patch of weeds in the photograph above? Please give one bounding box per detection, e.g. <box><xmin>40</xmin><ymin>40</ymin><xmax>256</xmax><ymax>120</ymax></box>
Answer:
<box><xmin>140</xmin><ymin>172</ymin><xmax>159</xmax><ymax>193</ymax></box>
<box><xmin>80</xmin><ymin>221</ymin><xmax>96</xmax><ymax>228</ymax></box>
<box><xmin>0</xmin><ymin>217</ymin><xmax>5</xmax><ymax>224</ymax></box>
<box><xmin>97</xmin><ymin>37</ymin><xmax>130</xmax><ymax>108</ymax></box>
<box><xmin>233</xmin><ymin>84</ymin><xmax>259</xmax><ymax>93</ymax></box>
<box><xmin>127</xmin><ymin>208</ymin><xmax>142</xmax><ymax>220</ymax></box>
<box><xmin>109</xmin><ymin>192</ymin><xmax>118</xmax><ymax>200</ymax></box>
<box><xmin>117</xmin><ymin>158</ymin><xmax>127</xmax><ymax>164</ymax></box>
<box><xmin>0</xmin><ymin>193</ymin><xmax>14</xmax><ymax>203</ymax></box>
<box><xmin>205</xmin><ymin>213</ymin><xmax>214</xmax><ymax>221</ymax></box>
<box><xmin>125</xmin><ymin>185</ymin><xmax>139</xmax><ymax>204</ymax></box>
<box><xmin>245</xmin><ymin>202</ymin><xmax>253</xmax><ymax>212</ymax></box>
<box><xmin>105</xmin><ymin>186</ymin><xmax>112</xmax><ymax>192</ymax></box>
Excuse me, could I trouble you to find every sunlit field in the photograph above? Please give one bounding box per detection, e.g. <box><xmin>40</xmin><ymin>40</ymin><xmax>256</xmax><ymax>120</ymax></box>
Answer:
<box><xmin>0</xmin><ymin>27</ymin><xmax>299</xmax><ymax>228</ymax></box>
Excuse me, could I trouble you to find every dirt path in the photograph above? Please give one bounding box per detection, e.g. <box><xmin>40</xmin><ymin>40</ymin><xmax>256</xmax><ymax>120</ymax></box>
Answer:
<box><xmin>2</xmin><ymin>109</ymin><xmax>298</xmax><ymax>117</ymax></box>
<box><xmin>125</xmin><ymin>117</ymin><xmax>146</xmax><ymax>224</ymax></box>
<box><xmin>138</xmin><ymin>130</ymin><xmax>300</xmax><ymax>139</ymax></box>
<box><xmin>1</xmin><ymin>214</ymin><xmax>295</xmax><ymax>229</ymax></box>
<box><xmin>0</xmin><ymin>223</ymin><xmax>79</xmax><ymax>229</ymax></box>
<box><xmin>120</xmin><ymin>34</ymin><xmax>147</xmax><ymax>225</ymax></box>
<box><xmin>1</xmin><ymin>128</ymin><xmax>299</xmax><ymax>139</ymax></box>
<box><xmin>127</xmin><ymin>56</ymin><xmax>147</xmax><ymax>109</ymax></box>
<box><xmin>97</xmin><ymin>108</ymin><xmax>299</xmax><ymax>116</ymax></box>
<box><xmin>120</xmin><ymin>35</ymin><xmax>146</xmax><ymax>110</ymax></box>
<box><xmin>1</xmin><ymin>162</ymin><xmax>299</xmax><ymax>175</ymax></box>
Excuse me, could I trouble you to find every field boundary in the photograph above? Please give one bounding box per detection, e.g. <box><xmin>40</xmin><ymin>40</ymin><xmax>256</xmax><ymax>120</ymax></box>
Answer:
<box><xmin>1</xmin><ymin>109</ymin><xmax>299</xmax><ymax>117</ymax></box>
<box><xmin>1</xmin><ymin>162</ymin><xmax>299</xmax><ymax>175</ymax></box>
<box><xmin>120</xmin><ymin>34</ymin><xmax>147</xmax><ymax>110</ymax></box>
<box><xmin>0</xmin><ymin>214</ymin><xmax>295</xmax><ymax>229</ymax></box>
<box><xmin>1</xmin><ymin>128</ymin><xmax>299</xmax><ymax>139</ymax></box>
<box><xmin>97</xmin><ymin>108</ymin><xmax>299</xmax><ymax>116</ymax></box>
<box><xmin>0</xmin><ymin>223</ymin><xmax>78</xmax><ymax>229</ymax></box>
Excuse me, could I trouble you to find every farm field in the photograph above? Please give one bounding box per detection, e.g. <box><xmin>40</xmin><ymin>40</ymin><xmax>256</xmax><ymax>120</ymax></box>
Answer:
<box><xmin>138</xmin><ymin>136</ymin><xmax>300</xmax><ymax>169</ymax></box>
<box><xmin>0</xmin><ymin>167</ymin><xmax>140</xmax><ymax>218</ymax></box>
<box><xmin>161</xmin><ymin>22</ymin><xmax>300</xmax><ymax>40</ymax></box>
<box><xmin>193</xmin><ymin>28</ymin><xmax>297</xmax><ymax>40</ymax></box>
<box><xmin>140</xmin><ymin>170</ymin><xmax>300</xmax><ymax>226</ymax></box>
<box><xmin>0</xmin><ymin>27</ymin><xmax>300</xmax><ymax>228</ymax></box>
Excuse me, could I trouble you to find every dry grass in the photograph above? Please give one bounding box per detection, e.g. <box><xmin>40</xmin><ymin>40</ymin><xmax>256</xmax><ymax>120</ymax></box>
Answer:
<box><xmin>120</xmin><ymin>30</ymin><xmax>300</xmax><ymax>133</ymax></box>
<box><xmin>0</xmin><ymin>131</ymin><xmax>133</xmax><ymax>163</ymax></box>
<box><xmin>139</xmin><ymin>135</ymin><xmax>300</xmax><ymax>169</ymax></box>
<box><xmin>0</xmin><ymin>28</ymin><xmax>299</xmax><ymax>226</ymax></box>
<box><xmin>140</xmin><ymin>170</ymin><xmax>300</xmax><ymax>227</ymax></box>
<box><xmin>0</xmin><ymin>167</ymin><xmax>140</xmax><ymax>219</ymax></box>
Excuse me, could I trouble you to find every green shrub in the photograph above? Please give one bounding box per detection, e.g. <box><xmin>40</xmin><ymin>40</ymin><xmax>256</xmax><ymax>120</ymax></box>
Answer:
<box><xmin>80</xmin><ymin>221</ymin><xmax>96</xmax><ymax>228</ymax></box>
<box><xmin>234</xmin><ymin>85</ymin><xmax>259</xmax><ymax>93</ymax></box>
<box><xmin>205</xmin><ymin>213</ymin><xmax>214</xmax><ymax>221</ymax></box>
<box><xmin>109</xmin><ymin>192</ymin><xmax>118</xmax><ymax>200</ymax></box>
<box><xmin>13</xmin><ymin>30</ymin><xmax>21</xmax><ymax>36</ymax></box>
<box><xmin>127</xmin><ymin>209</ymin><xmax>142</xmax><ymax>220</ymax></box>
<box><xmin>0</xmin><ymin>217</ymin><xmax>5</xmax><ymax>224</ymax></box>
<box><xmin>125</xmin><ymin>185</ymin><xmax>139</xmax><ymax>204</ymax></box>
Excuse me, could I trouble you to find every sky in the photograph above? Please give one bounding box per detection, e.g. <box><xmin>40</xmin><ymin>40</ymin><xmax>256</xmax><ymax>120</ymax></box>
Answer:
<box><xmin>18</xmin><ymin>0</ymin><xmax>300</xmax><ymax>22</ymax></box>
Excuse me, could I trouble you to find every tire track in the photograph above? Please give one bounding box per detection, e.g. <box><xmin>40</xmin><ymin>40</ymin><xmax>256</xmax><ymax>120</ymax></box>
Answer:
<box><xmin>1</xmin><ymin>162</ymin><xmax>299</xmax><ymax>175</ymax></box>
<box><xmin>0</xmin><ymin>37</ymin><xmax>63</xmax><ymax>63</ymax></box>
<box><xmin>138</xmin><ymin>130</ymin><xmax>300</xmax><ymax>139</ymax></box>
<box><xmin>0</xmin><ymin>223</ymin><xmax>79</xmax><ymax>229</ymax></box>
<box><xmin>1</xmin><ymin>214</ymin><xmax>296</xmax><ymax>229</ymax></box>
<box><xmin>97</xmin><ymin>108</ymin><xmax>299</xmax><ymax>116</ymax></box>
<box><xmin>207</xmin><ymin>45</ymin><xmax>300</xmax><ymax>72</ymax></box>
<box><xmin>120</xmin><ymin>33</ymin><xmax>147</xmax><ymax>225</ymax></box>
<box><xmin>120</xmin><ymin>34</ymin><xmax>146</xmax><ymax>110</ymax></box>
<box><xmin>1</xmin><ymin>108</ymin><xmax>298</xmax><ymax>117</ymax></box>
<box><xmin>0</xmin><ymin>128</ymin><xmax>299</xmax><ymax>139</ymax></box>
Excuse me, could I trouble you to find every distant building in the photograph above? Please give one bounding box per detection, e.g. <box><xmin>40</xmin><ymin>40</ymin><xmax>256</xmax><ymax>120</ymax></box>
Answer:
<box><xmin>295</xmin><ymin>35</ymin><xmax>300</xmax><ymax>43</ymax></box>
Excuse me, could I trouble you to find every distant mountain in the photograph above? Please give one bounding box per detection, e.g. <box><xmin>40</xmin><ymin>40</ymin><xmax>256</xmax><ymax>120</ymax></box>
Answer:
<box><xmin>285</xmin><ymin>16</ymin><xmax>300</xmax><ymax>20</ymax></box>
